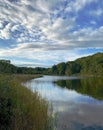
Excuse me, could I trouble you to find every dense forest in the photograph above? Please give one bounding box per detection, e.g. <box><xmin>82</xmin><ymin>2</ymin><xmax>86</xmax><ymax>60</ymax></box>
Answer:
<box><xmin>47</xmin><ymin>52</ymin><xmax>103</xmax><ymax>75</ymax></box>
<box><xmin>0</xmin><ymin>60</ymin><xmax>46</xmax><ymax>74</ymax></box>
<box><xmin>0</xmin><ymin>52</ymin><xmax>103</xmax><ymax>75</ymax></box>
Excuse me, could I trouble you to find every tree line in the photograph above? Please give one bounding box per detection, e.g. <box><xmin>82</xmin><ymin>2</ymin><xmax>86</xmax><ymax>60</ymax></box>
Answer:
<box><xmin>46</xmin><ymin>52</ymin><xmax>103</xmax><ymax>75</ymax></box>
<box><xmin>0</xmin><ymin>52</ymin><xmax>103</xmax><ymax>75</ymax></box>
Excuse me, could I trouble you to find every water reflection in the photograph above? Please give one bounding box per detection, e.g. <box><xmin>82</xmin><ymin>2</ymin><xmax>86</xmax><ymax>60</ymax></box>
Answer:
<box><xmin>25</xmin><ymin>75</ymin><xmax>103</xmax><ymax>130</ymax></box>
<box><xmin>56</xmin><ymin>77</ymin><xmax>103</xmax><ymax>100</ymax></box>
<box><xmin>26</xmin><ymin>76</ymin><xmax>103</xmax><ymax>104</ymax></box>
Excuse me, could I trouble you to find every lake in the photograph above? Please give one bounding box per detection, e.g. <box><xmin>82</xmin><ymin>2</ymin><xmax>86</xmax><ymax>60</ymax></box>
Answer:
<box><xmin>25</xmin><ymin>75</ymin><xmax>103</xmax><ymax>130</ymax></box>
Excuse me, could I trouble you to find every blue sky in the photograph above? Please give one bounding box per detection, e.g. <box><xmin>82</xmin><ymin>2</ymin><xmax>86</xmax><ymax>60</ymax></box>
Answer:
<box><xmin>0</xmin><ymin>0</ymin><xmax>103</xmax><ymax>67</ymax></box>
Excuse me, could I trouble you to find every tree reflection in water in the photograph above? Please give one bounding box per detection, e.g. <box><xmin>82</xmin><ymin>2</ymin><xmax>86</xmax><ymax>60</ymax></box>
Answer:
<box><xmin>56</xmin><ymin>77</ymin><xmax>103</xmax><ymax>100</ymax></box>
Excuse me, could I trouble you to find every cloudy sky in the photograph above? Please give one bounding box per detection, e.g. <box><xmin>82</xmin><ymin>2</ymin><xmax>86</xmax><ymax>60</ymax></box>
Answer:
<box><xmin>0</xmin><ymin>0</ymin><xmax>103</xmax><ymax>67</ymax></box>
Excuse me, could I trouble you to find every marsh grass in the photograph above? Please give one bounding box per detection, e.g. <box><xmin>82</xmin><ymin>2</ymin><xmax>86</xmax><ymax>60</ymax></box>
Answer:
<box><xmin>0</xmin><ymin>74</ymin><xmax>53</xmax><ymax>130</ymax></box>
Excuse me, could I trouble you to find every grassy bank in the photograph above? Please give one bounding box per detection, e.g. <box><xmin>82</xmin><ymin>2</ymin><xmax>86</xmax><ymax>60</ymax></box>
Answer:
<box><xmin>0</xmin><ymin>74</ymin><xmax>52</xmax><ymax>130</ymax></box>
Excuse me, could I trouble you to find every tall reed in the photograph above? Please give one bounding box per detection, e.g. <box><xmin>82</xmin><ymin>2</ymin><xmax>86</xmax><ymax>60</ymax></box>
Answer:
<box><xmin>0</xmin><ymin>74</ymin><xmax>53</xmax><ymax>130</ymax></box>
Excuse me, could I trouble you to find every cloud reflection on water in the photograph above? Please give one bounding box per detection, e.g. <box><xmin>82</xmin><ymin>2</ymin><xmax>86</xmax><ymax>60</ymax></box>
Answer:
<box><xmin>25</xmin><ymin>76</ymin><xmax>103</xmax><ymax>129</ymax></box>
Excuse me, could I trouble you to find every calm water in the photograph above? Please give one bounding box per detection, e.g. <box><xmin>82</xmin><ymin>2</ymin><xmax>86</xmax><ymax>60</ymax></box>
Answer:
<box><xmin>25</xmin><ymin>75</ymin><xmax>103</xmax><ymax>130</ymax></box>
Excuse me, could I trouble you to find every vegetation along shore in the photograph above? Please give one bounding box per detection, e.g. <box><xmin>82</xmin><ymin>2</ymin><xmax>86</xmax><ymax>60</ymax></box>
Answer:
<box><xmin>0</xmin><ymin>74</ymin><xmax>53</xmax><ymax>130</ymax></box>
<box><xmin>0</xmin><ymin>52</ymin><xmax>103</xmax><ymax>129</ymax></box>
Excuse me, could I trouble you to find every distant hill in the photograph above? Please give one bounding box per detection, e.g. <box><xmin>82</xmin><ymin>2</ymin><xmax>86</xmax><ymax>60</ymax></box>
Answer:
<box><xmin>1</xmin><ymin>52</ymin><xmax>103</xmax><ymax>75</ymax></box>
<box><xmin>0</xmin><ymin>60</ymin><xmax>46</xmax><ymax>74</ymax></box>
<box><xmin>47</xmin><ymin>52</ymin><xmax>103</xmax><ymax>75</ymax></box>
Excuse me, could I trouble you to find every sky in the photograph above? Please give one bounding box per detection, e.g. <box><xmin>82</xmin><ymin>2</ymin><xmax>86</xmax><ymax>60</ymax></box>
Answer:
<box><xmin>0</xmin><ymin>0</ymin><xmax>103</xmax><ymax>67</ymax></box>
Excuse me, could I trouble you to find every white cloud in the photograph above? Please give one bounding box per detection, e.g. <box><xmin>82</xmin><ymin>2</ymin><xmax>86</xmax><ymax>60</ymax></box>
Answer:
<box><xmin>65</xmin><ymin>0</ymin><xmax>97</xmax><ymax>13</ymax></box>
<box><xmin>0</xmin><ymin>21</ymin><xmax>3</xmax><ymax>28</ymax></box>
<box><xmin>90</xmin><ymin>21</ymin><xmax>96</xmax><ymax>25</ymax></box>
<box><xmin>11</xmin><ymin>25</ymin><xmax>19</xmax><ymax>32</ymax></box>
<box><xmin>90</xmin><ymin>8</ymin><xmax>103</xmax><ymax>17</ymax></box>
<box><xmin>0</xmin><ymin>0</ymin><xmax>103</xmax><ymax>66</ymax></box>
<box><xmin>0</xmin><ymin>23</ymin><xmax>12</xmax><ymax>39</ymax></box>
<box><xmin>0</xmin><ymin>0</ymin><xmax>102</xmax><ymax>45</ymax></box>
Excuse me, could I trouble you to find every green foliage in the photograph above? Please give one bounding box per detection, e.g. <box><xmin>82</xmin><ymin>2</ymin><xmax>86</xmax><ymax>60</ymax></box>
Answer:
<box><xmin>0</xmin><ymin>61</ymin><xmax>17</xmax><ymax>74</ymax></box>
<box><xmin>1</xmin><ymin>52</ymin><xmax>103</xmax><ymax>76</ymax></box>
<box><xmin>65</xmin><ymin>62</ymin><xmax>81</xmax><ymax>75</ymax></box>
<box><xmin>48</xmin><ymin>52</ymin><xmax>103</xmax><ymax>75</ymax></box>
<box><xmin>48</xmin><ymin>65</ymin><xmax>58</xmax><ymax>75</ymax></box>
<box><xmin>0</xmin><ymin>60</ymin><xmax>46</xmax><ymax>74</ymax></box>
<box><xmin>57</xmin><ymin>62</ymin><xmax>66</xmax><ymax>75</ymax></box>
<box><xmin>0</xmin><ymin>75</ymin><xmax>52</xmax><ymax>130</ymax></box>
<box><xmin>17</xmin><ymin>67</ymin><xmax>46</xmax><ymax>74</ymax></box>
